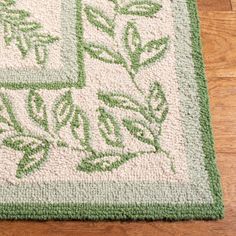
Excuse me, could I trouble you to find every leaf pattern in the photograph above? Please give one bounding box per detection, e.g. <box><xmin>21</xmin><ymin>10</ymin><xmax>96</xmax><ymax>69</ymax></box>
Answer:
<box><xmin>77</xmin><ymin>152</ymin><xmax>137</xmax><ymax>172</ymax></box>
<box><xmin>98</xmin><ymin>91</ymin><xmax>143</xmax><ymax>112</ymax></box>
<box><xmin>0</xmin><ymin>1</ymin><xmax>59</xmax><ymax>64</ymax></box>
<box><xmin>0</xmin><ymin>93</ymin><xmax>22</xmax><ymax>133</ymax></box>
<box><xmin>84</xmin><ymin>42</ymin><xmax>125</xmax><ymax>65</ymax></box>
<box><xmin>3</xmin><ymin>135</ymin><xmax>50</xmax><ymax>178</ymax></box>
<box><xmin>0</xmin><ymin>1</ymin><xmax>174</xmax><ymax>178</ymax></box>
<box><xmin>148</xmin><ymin>82</ymin><xmax>168</xmax><ymax>123</ymax></box>
<box><xmin>0</xmin><ymin>0</ymin><xmax>15</xmax><ymax>7</ymax></box>
<box><xmin>70</xmin><ymin>106</ymin><xmax>90</xmax><ymax>148</ymax></box>
<box><xmin>84</xmin><ymin>5</ymin><xmax>114</xmax><ymax>37</ymax></box>
<box><xmin>98</xmin><ymin>107</ymin><xmax>123</xmax><ymax>148</ymax></box>
<box><xmin>119</xmin><ymin>0</ymin><xmax>161</xmax><ymax>17</ymax></box>
<box><xmin>123</xmin><ymin>119</ymin><xmax>159</xmax><ymax>150</ymax></box>
<box><xmin>27</xmin><ymin>90</ymin><xmax>48</xmax><ymax>131</ymax></box>
<box><xmin>3</xmin><ymin>22</ymin><xmax>15</xmax><ymax>45</ymax></box>
<box><xmin>124</xmin><ymin>21</ymin><xmax>142</xmax><ymax>73</ymax></box>
<box><xmin>140</xmin><ymin>37</ymin><xmax>169</xmax><ymax>67</ymax></box>
<box><xmin>15</xmin><ymin>33</ymin><xmax>31</xmax><ymax>57</ymax></box>
<box><xmin>53</xmin><ymin>91</ymin><xmax>74</xmax><ymax>131</ymax></box>
<box><xmin>35</xmin><ymin>45</ymin><xmax>48</xmax><ymax>65</ymax></box>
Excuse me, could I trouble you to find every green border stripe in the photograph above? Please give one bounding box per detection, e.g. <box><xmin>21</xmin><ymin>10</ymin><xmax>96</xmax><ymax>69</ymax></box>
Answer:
<box><xmin>0</xmin><ymin>0</ymin><xmax>223</xmax><ymax>220</ymax></box>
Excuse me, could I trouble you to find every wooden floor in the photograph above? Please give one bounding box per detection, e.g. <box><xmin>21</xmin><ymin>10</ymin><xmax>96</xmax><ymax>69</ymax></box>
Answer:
<box><xmin>0</xmin><ymin>1</ymin><xmax>236</xmax><ymax>235</ymax></box>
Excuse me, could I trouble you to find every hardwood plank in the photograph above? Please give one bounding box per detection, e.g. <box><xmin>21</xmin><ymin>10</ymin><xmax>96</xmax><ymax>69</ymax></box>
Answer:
<box><xmin>199</xmin><ymin>12</ymin><xmax>236</xmax><ymax>78</ymax></box>
<box><xmin>197</xmin><ymin>0</ymin><xmax>232</xmax><ymax>11</ymax></box>
<box><xmin>208</xmin><ymin>78</ymin><xmax>236</xmax><ymax>107</ymax></box>
<box><xmin>232</xmin><ymin>0</ymin><xmax>236</xmax><ymax>10</ymax></box>
<box><xmin>208</xmin><ymin>77</ymin><xmax>236</xmax><ymax>153</ymax></box>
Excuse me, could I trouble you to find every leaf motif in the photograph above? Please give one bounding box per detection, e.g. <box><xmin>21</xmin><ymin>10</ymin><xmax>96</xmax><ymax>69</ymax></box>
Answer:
<box><xmin>3</xmin><ymin>22</ymin><xmax>15</xmax><ymax>45</ymax></box>
<box><xmin>124</xmin><ymin>22</ymin><xmax>141</xmax><ymax>55</ymax></box>
<box><xmin>35</xmin><ymin>45</ymin><xmax>47</xmax><ymax>64</ymax></box>
<box><xmin>140</xmin><ymin>37</ymin><xmax>169</xmax><ymax>67</ymax></box>
<box><xmin>148</xmin><ymin>82</ymin><xmax>168</xmax><ymax>123</ymax></box>
<box><xmin>3</xmin><ymin>9</ymin><xmax>30</xmax><ymax>22</ymax></box>
<box><xmin>119</xmin><ymin>0</ymin><xmax>161</xmax><ymax>17</ymax></box>
<box><xmin>27</xmin><ymin>90</ymin><xmax>48</xmax><ymax>131</ymax></box>
<box><xmin>16</xmin><ymin>33</ymin><xmax>31</xmax><ymax>57</ymax></box>
<box><xmin>98</xmin><ymin>91</ymin><xmax>142</xmax><ymax>112</ymax></box>
<box><xmin>124</xmin><ymin>22</ymin><xmax>142</xmax><ymax>73</ymax></box>
<box><xmin>0</xmin><ymin>0</ymin><xmax>15</xmax><ymax>7</ymax></box>
<box><xmin>70</xmin><ymin>106</ymin><xmax>90</xmax><ymax>148</ymax></box>
<box><xmin>34</xmin><ymin>34</ymin><xmax>59</xmax><ymax>45</ymax></box>
<box><xmin>53</xmin><ymin>91</ymin><xmax>74</xmax><ymax>131</ymax></box>
<box><xmin>19</xmin><ymin>22</ymin><xmax>41</xmax><ymax>33</ymax></box>
<box><xmin>3</xmin><ymin>135</ymin><xmax>44</xmax><ymax>152</ymax></box>
<box><xmin>123</xmin><ymin>118</ymin><xmax>158</xmax><ymax>149</ymax></box>
<box><xmin>84</xmin><ymin>42</ymin><xmax>125</xmax><ymax>65</ymax></box>
<box><xmin>77</xmin><ymin>152</ymin><xmax>137</xmax><ymax>172</ymax></box>
<box><xmin>84</xmin><ymin>5</ymin><xmax>114</xmax><ymax>37</ymax></box>
<box><xmin>108</xmin><ymin>0</ymin><xmax>118</xmax><ymax>4</ymax></box>
<box><xmin>98</xmin><ymin>107</ymin><xmax>123</xmax><ymax>148</ymax></box>
<box><xmin>3</xmin><ymin>135</ymin><xmax>50</xmax><ymax>178</ymax></box>
<box><xmin>0</xmin><ymin>93</ymin><xmax>22</xmax><ymax>133</ymax></box>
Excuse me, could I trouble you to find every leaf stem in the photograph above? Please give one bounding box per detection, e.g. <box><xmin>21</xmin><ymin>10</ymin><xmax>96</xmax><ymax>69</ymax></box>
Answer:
<box><xmin>130</xmin><ymin>72</ymin><xmax>145</xmax><ymax>95</ymax></box>
<box><xmin>159</xmin><ymin>147</ymin><xmax>176</xmax><ymax>173</ymax></box>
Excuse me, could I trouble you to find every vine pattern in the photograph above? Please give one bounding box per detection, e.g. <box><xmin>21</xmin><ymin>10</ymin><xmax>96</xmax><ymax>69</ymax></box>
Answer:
<box><xmin>0</xmin><ymin>0</ymin><xmax>175</xmax><ymax>178</ymax></box>
<box><xmin>0</xmin><ymin>0</ymin><xmax>59</xmax><ymax>65</ymax></box>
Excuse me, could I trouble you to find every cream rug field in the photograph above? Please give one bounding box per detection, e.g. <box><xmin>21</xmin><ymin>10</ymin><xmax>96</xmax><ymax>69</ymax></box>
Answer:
<box><xmin>0</xmin><ymin>0</ymin><xmax>223</xmax><ymax>220</ymax></box>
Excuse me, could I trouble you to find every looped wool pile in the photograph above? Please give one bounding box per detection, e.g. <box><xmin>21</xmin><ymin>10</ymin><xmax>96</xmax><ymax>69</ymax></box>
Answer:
<box><xmin>0</xmin><ymin>0</ymin><xmax>223</xmax><ymax>220</ymax></box>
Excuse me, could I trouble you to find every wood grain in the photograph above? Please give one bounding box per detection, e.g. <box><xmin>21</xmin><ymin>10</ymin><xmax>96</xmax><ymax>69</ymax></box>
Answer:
<box><xmin>197</xmin><ymin>0</ymin><xmax>232</xmax><ymax>11</ymax></box>
<box><xmin>232</xmin><ymin>0</ymin><xmax>236</xmax><ymax>10</ymax></box>
<box><xmin>208</xmin><ymin>77</ymin><xmax>236</xmax><ymax>154</ymax></box>
<box><xmin>199</xmin><ymin>12</ymin><xmax>236</xmax><ymax>78</ymax></box>
<box><xmin>0</xmin><ymin>1</ymin><xmax>236</xmax><ymax>236</ymax></box>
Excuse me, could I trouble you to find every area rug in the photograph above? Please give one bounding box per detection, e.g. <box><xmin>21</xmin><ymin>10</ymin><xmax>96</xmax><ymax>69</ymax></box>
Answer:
<box><xmin>0</xmin><ymin>0</ymin><xmax>223</xmax><ymax>220</ymax></box>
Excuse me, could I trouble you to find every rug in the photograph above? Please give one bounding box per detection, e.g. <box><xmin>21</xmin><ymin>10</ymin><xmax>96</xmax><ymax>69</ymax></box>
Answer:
<box><xmin>0</xmin><ymin>0</ymin><xmax>223</xmax><ymax>220</ymax></box>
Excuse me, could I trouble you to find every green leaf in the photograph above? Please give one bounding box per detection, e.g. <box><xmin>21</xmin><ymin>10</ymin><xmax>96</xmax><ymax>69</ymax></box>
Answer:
<box><xmin>3</xmin><ymin>22</ymin><xmax>15</xmax><ymax>45</ymax></box>
<box><xmin>124</xmin><ymin>22</ymin><xmax>141</xmax><ymax>55</ymax></box>
<box><xmin>53</xmin><ymin>91</ymin><xmax>74</xmax><ymax>131</ymax></box>
<box><xmin>98</xmin><ymin>91</ymin><xmax>142</xmax><ymax>112</ymax></box>
<box><xmin>84</xmin><ymin>42</ymin><xmax>125</xmax><ymax>65</ymax></box>
<box><xmin>3</xmin><ymin>135</ymin><xmax>44</xmax><ymax>152</ymax></box>
<box><xmin>16</xmin><ymin>33</ymin><xmax>31</xmax><ymax>58</ymax></box>
<box><xmin>123</xmin><ymin>118</ymin><xmax>158</xmax><ymax>149</ymax></box>
<box><xmin>34</xmin><ymin>34</ymin><xmax>59</xmax><ymax>45</ymax></box>
<box><xmin>0</xmin><ymin>0</ymin><xmax>15</xmax><ymax>7</ymax></box>
<box><xmin>124</xmin><ymin>22</ymin><xmax>142</xmax><ymax>73</ymax></box>
<box><xmin>108</xmin><ymin>0</ymin><xmax>118</xmax><ymax>4</ymax></box>
<box><xmin>148</xmin><ymin>82</ymin><xmax>168</xmax><ymax>123</ymax></box>
<box><xmin>27</xmin><ymin>90</ymin><xmax>48</xmax><ymax>131</ymax></box>
<box><xmin>98</xmin><ymin>107</ymin><xmax>123</xmax><ymax>148</ymax></box>
<box><xmin>77</xmin><ymin>152</ymin><xmax>137</xmax><ymax>172</ymax></box>
<box><xmin>119</xmin><ymin>0</ymin><xmax>161</xmax><ymax>17</ymax></box>
<box><xmin>3</xmin><ymin>135</ymin><xmax>50</xmax><ymax>178</ymax></box>
<box><xmin>70</xmin><ymin>106</ymin><xmax>90</xmax><ymax>148</ymax></box>
<box><xmin>140</xmin><ymin>37</ymin><xmax>169</xmax><ymax>67</ymax></box>
<box><xmin>35</xmin><ymin>45</ymin><xmax>48</xmax><ymax>65</ymax></box>
<box><xmin>0</xmin><ymin>93</ymin><xmax>22</xmax><ymax>133</ymax></box>
<box><xmin>3</xmin><ymin>9</ymin><xmax>30</xmax><ymax>22</ymax></box>
<box><xmin>19</xmin><ymin>22</ymin><xmax>42</xmax><ymax>33</ymax></box>
<box><xmin>84</xmin><ymin>5</ymin><xmax>114</xmax><ymax>37</ymax></box>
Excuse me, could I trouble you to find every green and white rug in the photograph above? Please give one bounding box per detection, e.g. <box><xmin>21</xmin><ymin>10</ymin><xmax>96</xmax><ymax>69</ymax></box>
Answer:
<box><xmin>0</xmin><ymin>0</ymin><xmax>223</xmax><ymax>220</ymax></box>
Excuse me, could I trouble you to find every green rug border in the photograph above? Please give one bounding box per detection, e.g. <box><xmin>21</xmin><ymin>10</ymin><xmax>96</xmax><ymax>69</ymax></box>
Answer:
<box><xmin>0</xmin><ymin>0</ymin><xmax>85</xmax><ymax>90</ymax></box>
<box><xmin>0</xmin><ymin>0</ymin><xmax>223</xmax><ymax>220</ymax></box>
